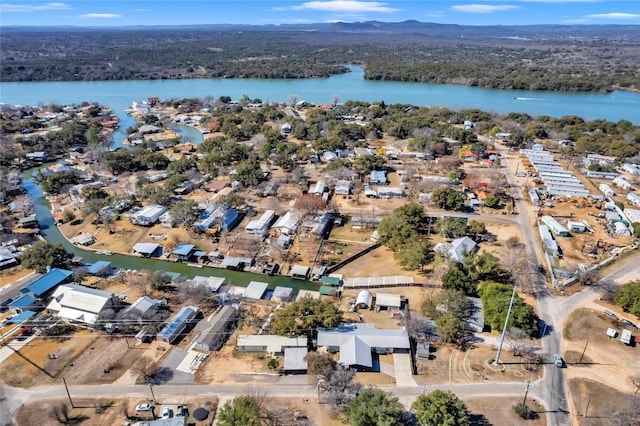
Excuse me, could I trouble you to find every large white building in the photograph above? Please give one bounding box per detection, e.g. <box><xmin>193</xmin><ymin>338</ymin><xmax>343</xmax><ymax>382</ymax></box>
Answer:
<box><xmin>47</xmin><ymin>284</ymin><xmax>119</xmax><ymax>326</ymax></box>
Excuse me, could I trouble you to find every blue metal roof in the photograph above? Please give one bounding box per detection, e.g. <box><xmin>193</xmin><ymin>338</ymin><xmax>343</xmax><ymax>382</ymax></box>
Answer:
<box><xmin>25</xmin><ymin>268</ymin><xmax>72</xmax><ymax>297</ymax></box>
<box><xmin>7</xmin><ymin>310</ymin><xmax>36</xmax><ymax>324</ymax></box>
<box><xmin>9</xmin><ymin>293</ymin><xmax>37</xmax><ymax>309</ymax></box>
<box><xmin>87</xmin><ymin>261</ymin><xmax>111</xmax><ymax>275</ymax></box>
<box><xmin>172</xmin><ymin>244</ymin><xmax>195</xmax><ymax>256</ymax></box>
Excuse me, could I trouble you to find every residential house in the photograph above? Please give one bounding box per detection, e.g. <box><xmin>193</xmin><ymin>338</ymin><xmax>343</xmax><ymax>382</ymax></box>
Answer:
<box><xmin>0</xmin><ymin>246</ymin><xmax>19</xmax><ymax>270</ymax></box>
<box><xmin>24</xmin><ymin>268</ymin><xmax>73</xmax><ymax>299</ymax></box>
<box><xmin>130</xmin><ymin>205</ymin><xmax>166</xmax><ymax>226</ymax></box>
<box><xmin>541</xmin><ymin>215</ymin><xmax>570</xmax><ymax>237</ymax></box>
<box><xmin>316</xmin><ymin>324</ymin><xmax>410</xmax><ymax>369</ymax></box>
<box><xmin>157</xmin><ymin>306</ymin><xmax>199</xmax><ymax>344</ymax></box>
<box><xmin>433</xmin><ymin>236</ymin><xmax>477</xmax><ymax>263</ymax></box>
<box><xmin>171</xmin><ymin>244</ymin><xmax>196</xmax><ymax>262</ymax></box>
<box><xmin>121</xmin><ymin>295</ymin><xmax>161</xmax><ymax>319</ymax></box>
<box><xmin>193</xmin><ymin>305</ymin><xmax>238</xmax><ymax>351</ymax></box>
<box><xmin>370</xmin><ymin>170</ymin><xmax>387</xmax><ymax>185</ymax></box>
<box><xmin>47</xmin><ymin>284</ymin><xmax>120</xmax><ymax>327</ymax></box>
<box><xmin>271</xmin><ymin>211</ymin><xmax>301</xmax><ymax>236</ymax></box>
<box><xmin>461</xmin><ymin>150</ymin><xmax>479</xmax><ymax>162</ymax></box>
<box><xmin>622</xmin><ymin>163</ymin><xmax>640</xmax><ymax>176</ymax></box>
<box><xmin>334</xmin><ymin>180</ymin><xmax>351</xmax><ymax>196</ymax></box>
<box><xmin>245</xmin><ymin>210</ymin><xmax>276</xmax><ymax>236</ymax></box>
<box><xmin>86</xmin><ymin>261</ymin><xmax>111</xmax><ymax>276</ymax></box>
<box><xmin>627</xmin><ymin>193</ymin><xmax>640</xmax><ymax>207</ymax></box>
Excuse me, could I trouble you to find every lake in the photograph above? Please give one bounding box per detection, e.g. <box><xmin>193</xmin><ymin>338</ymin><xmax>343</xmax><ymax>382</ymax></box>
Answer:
<box><xmin>2</xmin><ymin>67</ymin><xmax>639</xmax><ymax>148</ymax></box>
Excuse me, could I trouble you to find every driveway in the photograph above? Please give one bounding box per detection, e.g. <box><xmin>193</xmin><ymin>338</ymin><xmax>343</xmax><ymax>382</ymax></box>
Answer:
<box><xmin>392</xmin><ymin>353</ymin><xmax>417</xmax><ymax>387</ymax></box>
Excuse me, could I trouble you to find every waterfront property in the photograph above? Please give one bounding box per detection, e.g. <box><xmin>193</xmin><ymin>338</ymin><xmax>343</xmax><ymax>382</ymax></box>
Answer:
<box><xmin>47</xmin><ymin>284</ymin><xmax>120</xmax><ymax>326</ymax></box>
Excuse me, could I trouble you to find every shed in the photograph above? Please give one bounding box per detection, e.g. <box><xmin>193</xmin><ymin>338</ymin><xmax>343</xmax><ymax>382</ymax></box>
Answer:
<box><xmin>221</xmin><ymin>256</ymin><xmax>253</xmax><ymax>269</ymax></box>
<box><xmin>132</xmin><ymin>242</ymin><xmax>161</xmax><ymax>257</ymax></box>
<box><xmin>86</xmin><ymin>261</ymin><xmax>111</xmax><ymax>276</ymax></box>
<box><xmin>6</xmin><ymin>310</ymin><xmax>36</xmax><ymax>324</ymax></box>
<box><xmin>25</xmin><ymin>268</ymin><xmax>72</xmax><ymax>297</ymax></box>
<box><xmin>135</xmin><ymin>329</ymin><xmax>153</xmax><ymax>344</ymax></box>
<box><xmin>375</xmin><ymin>293</ymin><xmax>401</xmax><ymax>312</ymax></box>
<box><xmin>416</xmin><ymin>342</ymin><xmax>430</xmax><ymax>359</ymax></box>
<box><xmin>271</xmin><ymin>286</ymin><xmax>293</xmax><ymax>303</ymax></box>
<box><xmin>295</xmin><ymin>290</ymin><xmax>321</xmax><ymax>301</ymax></box>
<box><xmin>355</xmin><ymin>290</ymin><xmax>373</xmax><ymax>310</ymax></box>
<box><xmin>220</xmin><ymin>208</ymin><xmax>241</xmax><ymax>231</ymax></box>
<box><xmin>71</xmin><ymin>233</ymin><xmax>95</xmax><ymax>246</ymax></box>
<box><xmin>620</xmin><ymin>329</ymin><xmax>632</xmax><ymax>345</ymax></box>
<box><xmin>245</xmin><ymin>281</ymin><xmax>269</xmax><ymax>300</ymax></box>
<box><xmin>289</xmin><ymin>265</ymin><xmax>310</xmax><ymax>279</ymax></box>
<box><xmin>284</xmin><ymin>347</ymin><xmax>308</xmax><ymax>373</ymax></box>
<box><xmin>320</xmin><ymin>275</ymin><xmax>342</xmax><ymax>286</ymax></box>
<box><xmin>124</xmin><ymin>295</ymin><xmax>160</xmax><ymax>318</ymax></box>
<box><xmin>172</xmin><ymin>244</ymin><xmax>196</xmax><ymax>261</ymax></box>
<box><xmin>311</xmin><ymin>181</ymin><xmax>326</xmax><ymax>195</ymax></box>
<box><xmin>566</xmin><ymin>221</ymin><xmax>587</xmax><ymax>233</ymax></box>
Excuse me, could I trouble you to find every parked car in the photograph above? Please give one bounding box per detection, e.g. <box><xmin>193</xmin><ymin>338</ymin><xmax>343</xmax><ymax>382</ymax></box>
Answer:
<box><xmin>603</xmin><ymin>310</ymin><xmax>618</xmax><ymax>319</ymax></box>
<box><xmin>554</xmin><ymin>354</ymin><xmax>564</xmax><ymax>368</ymax></box>
<box><xmin>162</xmin><ymin>407</ymin><xmax>173</xmax><ymax>419</ymax></box>
<box><xmin>135</xmin><ymin>403</ymin><xmax>154</xmax><ymax>412</ymax></box>
<box><xmin>621</xmin><ymin>319</ymin><xmax>634</xmax><ymax>327</ymax></box>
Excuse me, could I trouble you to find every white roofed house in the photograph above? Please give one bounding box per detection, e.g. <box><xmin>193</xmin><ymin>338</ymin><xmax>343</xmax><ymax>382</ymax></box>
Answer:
<box><xmin>433</xmin><ymin>236</ymin><xmax>477</xmax><ymax>263</ymax></box>
<box><xmin>334</xmin><ymin>180</ymin><xmax>351</xmax><ymax>196</ymax></box>
<box><xmin>271</xmin><ymin>211</ymin><xmax>301</xmax><ymax>236</ymax></box>
<box><xmin>245</xmin><ymin>210</ymin><xmax>276</xmax><ymax>236</ymax></box>
<box><xmin>237</xmin><ymin>335</ymin><xmax>307</xmax><ymax>356</ymax></box>
<box><xmin>627</xmin><ymin>193</ymin><xmax>640</xmax><ymax>207</ymax></box>
<box><xmin>130</xmin><ymin>205</ymin><xmax>166</xmax><ymax>226</ymax></box>
<box><xmin>316</xmin><ymin>324</ymin><xmax>410</xmax><ymax>370</ymax></box>
<box><xmin>47</xmin><ymin>284</ymin><xmax>121</xmax><ymax>327</ymax></box>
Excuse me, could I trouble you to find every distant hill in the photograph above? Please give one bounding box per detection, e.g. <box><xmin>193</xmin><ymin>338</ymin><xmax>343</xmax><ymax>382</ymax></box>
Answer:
<box><xmin>2</xmin><ymin>20</ymin><xmax>638</xmax><ymax>39</ymax></box>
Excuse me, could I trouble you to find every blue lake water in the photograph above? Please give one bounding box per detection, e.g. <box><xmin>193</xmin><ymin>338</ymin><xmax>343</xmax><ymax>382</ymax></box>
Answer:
<box><xmin>2</xmin><ymin>66</ymin><xmax>639</xmax><ymax>133</ymax></box>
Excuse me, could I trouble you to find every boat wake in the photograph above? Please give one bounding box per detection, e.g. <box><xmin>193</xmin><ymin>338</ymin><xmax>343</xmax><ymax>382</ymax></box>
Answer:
<box><xmin>514</xmin><ymin>97</ymin><xmax>547</xmax><ymax>101</ymax></box>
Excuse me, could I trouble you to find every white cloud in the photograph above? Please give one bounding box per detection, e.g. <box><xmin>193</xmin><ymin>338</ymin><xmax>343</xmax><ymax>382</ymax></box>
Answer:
<box><xmin>131</xmin><ymin>8</ymin><xmax>148</xmax><ymax>13</ymax></box>
<box><xmin>585</xmin><ymin>12</ymin><xmax>640</xmax><ymax>20</ymax></box>
<box><xmin>78</xmin><ymin>13</ymin><xmax>122</xmax><ymax>19</ymax></box>
<box><xmin>452</xmin><ymin>4</ymin><xmax>520</xmax><ymax>13</ymax></box>
<box><xmin>284</xmin><ymin>1</ymin><xmax>400</xmax><ymax>13</ymax></box>
<box><xmin>0</xmin><ymin>2</ymin><xmax>71</xmax><ymax>12</ymax></box>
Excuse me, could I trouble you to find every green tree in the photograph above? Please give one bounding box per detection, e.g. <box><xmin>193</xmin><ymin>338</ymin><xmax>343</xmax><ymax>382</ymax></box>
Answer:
<box><xmin>479</xmin><ymin>282</ymin><xmax>539</xmax><ymax>337</ymax></box>
<box><xmin>466</xmin><ymin>220</ymin><xmax>486</xmax><ymax>240</ymax></box>
<box><xmin>615</xmin><ymin>280</ymin><xmax>640</xmax><ymax>316</ymax></box>
<box><xmin>216</xmin><ymin>396</ymin><xmax>261</xmax><ymax>426</ymax></box>
<box><xmin>377</xmin><ymin>203</ymin><xmax>426</xmax><ymax>250</ymax></box>
<box><xmin>412</xmin><ymin>390</ymin><xmax>469</xmax><ymax>426</ymax></box>
<box><xmin>20</xmin><ymin>241</ymin><xmax>72</xmax><ymax>273</ymax></box>
<box><xmin>435</xmin><ymin>217</ymin><xmax>468</xmax><ymax>239</ymax></box>
<box><xmin>270</xmin><ymin>297</ymin><xmax>341</xmax><ymax>336</ymax></box>
<box><xmin>482</xmin><ymin>194</ymin><xmax>501</xmax><ymax>209</ymax></box>
<box><xmin>435</xmin><ymin>313</ymin><xmax>466</xmax><ymax>345</ymax></box>
<box><xmin>234</xmin><ymin>159</ymin><xmax>265</xmax><ymax>187</ymax></box>
<box><xmin>346</xmin><ymin>388</ymin><xmax>407</xmax><ymax>426</ymax></box>
<box><xmin>397</xmin><ymin>239</ymin><xmax>433</xmax><ymax>271</ymax></box>
<box><xmin>354</xmin><ymin>154</ymin><xmax>386</xmax><ymax>174</ymax></box>
<box><xmin>441</xmin><ymin>264</ymin><xmax>476</xmax><ymax>296</ymax></box>
<box><xmin>431</xmin><ymin>187</ymin><xmax>464</xmax><ymax>210</ymax></box>
<box><xmin>422</xmin><ymin>289</ymin><xmax>473</xmax><ymax>322</ymax></box>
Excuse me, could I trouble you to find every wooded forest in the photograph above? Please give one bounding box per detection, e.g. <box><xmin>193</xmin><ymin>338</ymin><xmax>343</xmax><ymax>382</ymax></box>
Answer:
<box><xmin>2</xmin><ymin>23</ymin><xmax>639</xmax><ymax>93</ymax></box>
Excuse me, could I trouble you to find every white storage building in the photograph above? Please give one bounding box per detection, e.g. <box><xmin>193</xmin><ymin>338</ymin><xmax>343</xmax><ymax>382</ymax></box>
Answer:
<box><xmin>539</xmin><ymin>225</ymin><xmax>558</xmax><ymax>257</ymax></box>
<box><xmin>613</xmin><ymin>176</ymin><xmax>632</xmax><ymax>191</ymax></box>
<box><xmin>47</xmin><ymin>284</ymin><xmax>119</xmax><ymax>326</ymax></box>
<box><xmin>130</xmin><ymin>205</ymin><xmax>166</xmax><ymax>226</ymax></box>
<box><xmin>334</xmin><ymin>180</ymin><xmax>351</xmax><ymax>196</ymax></box>
<box><xmin>567</xmin><ymin>220</ymin><xmax>587</xmax><ymax>233</ymax></box>
<box><xmin>245</xmin><ymin>210</ymin><xmax>276</xmax><ymax>235</ymax></box>
<box><xmin>355</xmin><ymin>290</ymin><xmax>373</xmax><ymax>310</ymax></box>
<box><xmin>627</xmin><ymin>193</ymin><xmax>640</xmax><ymax>207</ymax></box>
<box><xmin>599</xmin><ymin>183</ymin><xmax>615</xmax><ymax>197</ymax></box>
<box><xmin>245</xmin><ymin>281</ymin><xmax>269</xmax><ymax>300</ymax></box>
<box><xmin>623</xmin><ymin>209</ymin><xmax>640</xmax><ymax>224</ymax></box>
<box><xmin>272</xmin><ymin>211</ymin><xmax>300</xmax><ymax>235</ymax></box>
<box><xmin>622</xmin><ymin>163</ymin><xmax>640</xmax><ymax>176</ymax></box>
<box><xmin>310</xmin><ymin>180</ymin><xmax>326</xmax><ymax>195</ymax></box>
<box><xmin>541</xmin><ymin>215</ymin><xmax>570</xmax><ymax>237</ymax></box>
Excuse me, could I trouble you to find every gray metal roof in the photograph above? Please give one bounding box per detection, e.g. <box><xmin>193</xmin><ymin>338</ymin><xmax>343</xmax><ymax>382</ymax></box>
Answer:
<box><xmin>284</xmin><ymin>347</ymin><xmax>309</xmax><ymax>371</ymax></box>
<box><xmin>245</xmin><ymin>281</ymin><xmax>268</xmax><ymax>300</ymax></box>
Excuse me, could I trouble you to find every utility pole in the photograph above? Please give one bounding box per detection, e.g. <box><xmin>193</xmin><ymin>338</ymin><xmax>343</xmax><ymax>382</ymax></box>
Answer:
<box><xmin>62</xmin><ymin>377</ymin><xmax>75</xmax><ymax>408</ymax></box>
<box><xmin>494</xmin><ymin>285</ymin><xmax>517</xmax><ymax>365</ymax></box>
<box><xmin>579</xmin><ymin>340</ymin><xmax>589</xmax><ymax>364</ymax></box>
<box><xmin>148</xmin><ymin>379</ymin><xmax>156</xmax><ymax>403</ymax></box>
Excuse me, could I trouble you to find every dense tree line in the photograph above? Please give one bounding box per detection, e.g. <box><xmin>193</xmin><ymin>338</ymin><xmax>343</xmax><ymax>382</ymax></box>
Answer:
<box><xmin>1</xmin><ymin>28</ymin><xmax>637</xmax><ymax>93</ymax></box>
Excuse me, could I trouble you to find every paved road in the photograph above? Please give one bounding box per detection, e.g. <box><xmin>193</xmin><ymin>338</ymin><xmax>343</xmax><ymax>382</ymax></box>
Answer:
<box><xmin>493</xmin><ymin>141</ymin><xmax>570</xmax><ymax>426</ymax></box>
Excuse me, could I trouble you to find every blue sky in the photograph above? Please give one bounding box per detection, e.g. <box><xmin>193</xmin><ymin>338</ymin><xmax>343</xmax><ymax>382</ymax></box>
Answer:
<box><xmin>0</xmin><ymin>1</ymin><xmax>638</xmax><ymax>27</ymax></box>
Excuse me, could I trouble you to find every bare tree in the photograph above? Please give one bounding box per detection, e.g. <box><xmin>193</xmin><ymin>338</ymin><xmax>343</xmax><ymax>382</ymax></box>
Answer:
<box><xmin>288</xmin><ymin>95</ymin><xmax>299</xmax><ymax>108</ymax></box>
<box><xmin>608</xmin><ymin>395</ymin><xmax>640</xmax><ymax>426</ymax></box>
<box><xmin>405</xmin><ymin>315</ymin><xmax>437</xmax><ymax>341</ymax></box>
<box><xmin>321</xmin><ymin>367</ymin><xmax>361</xmax><ymax>410</ymax></box>
<box><xmin>295</xmin><ymin>194</ymin><xmax>327</xmax><ymax>217</ymax></box>
<box><xmin>595</xmin><ymin>278</ymin><xmax>618</xmax><ymax>302</ymax></box>
<box><xmin>49</xmin><ymin>402</ymin><xmax>70</xmax><ymax>424</ymax></box>
<box><xmin>131</xmin><ymin>355</ymin><xmax>156</xmax><ymax>382</ymax></box>
<box><xmin>506</xmin><ymin>327</ymin><xmax>530</xmax><ymax>356</ymax></box>
<box><xmin>500</xmin><ymin>238</ymin><xmax>533</xmax><ymax>294</ymax></box>
<box><xmin>304</xmin><ymin>351</ymin><xmax>336</xmax><ymax>377</ymax></box>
